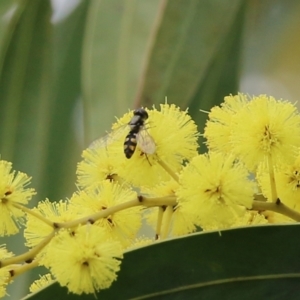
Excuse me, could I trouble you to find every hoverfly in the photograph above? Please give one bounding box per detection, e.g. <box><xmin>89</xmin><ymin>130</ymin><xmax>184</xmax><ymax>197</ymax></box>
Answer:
<box><xmin>124</xmin><ymin>108</ymin><xmax>156</xmax><ymax>158</ymax></box>
<box><xmin>89</xmin><ymin>108</ymin><xmax>156</xmax><ymax>159</ymax></box>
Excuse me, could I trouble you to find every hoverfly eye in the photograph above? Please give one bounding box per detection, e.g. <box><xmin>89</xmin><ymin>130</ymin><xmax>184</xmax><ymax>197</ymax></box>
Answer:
<box><xmin>133</xmin><ymin>108</ymin><xmax>148</xmax><ymax>120</ymax></box>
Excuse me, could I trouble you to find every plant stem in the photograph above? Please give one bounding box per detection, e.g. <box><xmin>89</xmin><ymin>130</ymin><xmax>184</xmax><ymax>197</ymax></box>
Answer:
<box><xmin>57</xmin><ymin>195</ymin><xmax>177</xmax><ymax>229</ymax></box>
<box><xmin>252</xmin><ymin>199</ymin><xmax>300</xmax><ymax>221</ymax></box>
<box><xmin>161</xmin><ymin>206</ymin><xmax>174</xmax><ymax>239</ymax></box>
<box><xmin>155</xmin><ymin>207</ymin><xmax>164</xmax><ymax>240</ymax></box>
<box><xmin>13</xmin><ymin>203</ymin><xmax>54</xmax><ymax>227</ymax></box>
<box><xmin>267</xmin><ymin>155</ymin><xmax>278</xmax><ymax>202</ymax></box>
<box><xmin>57</xmin><ymin>199</ymin><xmax>140</xmax><ymax>228</ymax></box>
<box><xmin>143</xmin><ymin>195</ymin><xmax>177</xmax><ymax>207</ymax></box>
<box><xmin>1</xmin><ymin>232</ymin><xmax>55</xmax><ymax>267</ymax></box>
<box><xmin>1</xmin><ymin>196</ymin><xmax>177</xmax><ymax>267</ymax></box>
<box><xmin>157</xmin><ymin>159</ymin><xmax>179</xmax><ymax>182</ymax></box>
<box><xmin>10</xmin><ymin>260</ymin><xmax>39</xmax><ymax>279</ymax></box>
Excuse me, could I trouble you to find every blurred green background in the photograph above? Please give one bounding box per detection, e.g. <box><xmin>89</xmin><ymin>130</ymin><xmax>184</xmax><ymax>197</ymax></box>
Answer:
<box><xmin>0</xmin><ymin>0</ymin><xmax>300</xmax><ymax>298</ymax></box>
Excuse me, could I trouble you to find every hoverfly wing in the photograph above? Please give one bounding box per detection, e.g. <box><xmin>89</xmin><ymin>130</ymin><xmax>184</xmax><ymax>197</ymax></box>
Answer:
<box><xmin>137</xmin><ymin>129</ymin><xmax>156</xmax><ymax>154</ymax></box>
<box><xmin>88</xmin><ymin>124</ymin><xmax>129</xmax><ymax>150</ymax></box>
<box><xmin>88</xmin><ymin>132</ymin><xmax>114</xmax><ymax>150</ymax></box>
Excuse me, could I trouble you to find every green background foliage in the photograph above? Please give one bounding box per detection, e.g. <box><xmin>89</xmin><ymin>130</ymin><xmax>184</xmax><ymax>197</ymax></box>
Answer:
<box><xmin>0</xmin><ymin>0</ymin><xmax>300</xmax><ymax>299</ymax></box>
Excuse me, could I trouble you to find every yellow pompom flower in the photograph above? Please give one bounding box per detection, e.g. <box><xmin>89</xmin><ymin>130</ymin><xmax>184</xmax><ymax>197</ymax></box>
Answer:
<box><xmin>177</xmin><ymin>152</ymin><xmax>255</xmax><ymax>230</ymax></box>
<box><xmin>234</xmin><ymin>210</ymin><xmax>268</xmax><ymax>227</ymax></box>
<box><xmin>126</xmin><ymin>236</ymin><xmax>154</xmax><ymax>250</ymax></box>
<box><xmin>29</xmin><ymin>273</ymin><xmax>55</xmax><ymax>293</ymax></box>
<box><xmin>70</xmin><ymin>181</ymin><xmax>141</xmax><ymax>247</ymax></box>
<box><xmin>231</xmin><ymin>95</ymin><xmax>300</xmax><ymax>171</ymax></box>
<box><xmin>77</xmin><ymin>143</ymin><xmax>124</xmax><ymax>190</ymax></box>
<box><xmin>24</xmin><ymin>199</ymin><xmax>76</xmax><ymax>248</ymax></box>
<box><xmin>204</xmin><ymin>93</ymin><xmax>248</xmax><ymax>153</ymax></box>
<box><xmin>0</xmin><ymin>267</ymin><xmax>11</xmax><ymax>298</ymax></box>
<box><xmin>47</xmin><ymin>225</ymin><xmax>123</xmax><ymax>295</ymax></box>
<box><xmin>257</xmin><ymin>154</ymin><xmax>300</xmax><ymax>211</ymax></box>
<box><xmin>144</xmin><ymin>180</ymin><xmax>197</xmax><ymax>236</ymax></box>
<box><xmin>0</xmin><ymin>244</ymin><xmax>14</xmax><ymax>260</ymax></box>
<box><xmin>170</xmin><ymin>200</ymin><xmax>199</xmax><ymax>236</ymax></box>
<box><xmin>0</xmin><ymin>245</ymin><xmax>14</xmax><ymax>298</ymax></box>
<box><xmin>108</xmin><ymin>104</ymin><xmax>199</xmax><ymax>187</ymax></box>
<box><xmin>0</xmin><ymin>160</ymin><xmax>36</xmax><ymax>236</ymax></box>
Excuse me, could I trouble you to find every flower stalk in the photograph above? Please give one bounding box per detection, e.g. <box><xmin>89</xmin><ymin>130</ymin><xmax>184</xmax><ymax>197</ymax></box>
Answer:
<box><xmin>1</xmin><ymin>232</ymin><xmax>55</xmax><ymax>267</ymax></box>
<box><xmin>252</xmin><ymin>198</ymin><xmax>300</xmax><ymax>222</ymax></box>
<box><xmin>57</xmin><ymin>195</ymin><xmax>177</xmax><ymax>229</ymax></box>
<box><xmin>13</xmin><ymin>203</ymin><xmax>54</xmax><ymax>227</ymax></box>
<box><xmin>157</xmin><ymin>159</ymin><xmax>179</xmax><ymax>182</ymax></box>
<box><xmin>267</xmin><ymin>155</ymin><xmax>278</xmax><ymax>203</ymax></box>
<box><xmin>160</xmin><ymin>206</ymin><xmax>174</xmax><ymax>240</ymax></box>
<box><xmin>155</xmin><ymin>206</ymin><xmax>165</xmax><ymax>240</ymax></box>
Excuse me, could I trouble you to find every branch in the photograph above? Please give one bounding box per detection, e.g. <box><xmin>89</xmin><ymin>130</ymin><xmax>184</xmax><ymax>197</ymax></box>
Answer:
<box><xmin>252</xmin><ymin>198</ymin><xmax>300</xmax><ymax>222</ymax></box>
<box><xmin>57</xmin><ymin>195</ymin><xmax>177</xmax><ymax>229</ymax></box>
<box><xmin>1</xmin><ymin>232</ymin><xmax>55</xmax><ymax>267</ymax></box>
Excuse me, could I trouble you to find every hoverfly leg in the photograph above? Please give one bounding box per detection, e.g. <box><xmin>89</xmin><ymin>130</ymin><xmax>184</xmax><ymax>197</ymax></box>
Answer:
<box><xmin>140</xmin><ymin>151</ymin><xmax>152</xmax><ymax>166</ymax></box>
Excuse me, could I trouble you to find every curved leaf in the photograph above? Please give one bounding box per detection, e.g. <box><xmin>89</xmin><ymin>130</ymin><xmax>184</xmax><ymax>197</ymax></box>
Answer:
<box><xmin>24</xmin><ymin>224</ymin><xmax>300</xmax><ymax>299</ymax></box>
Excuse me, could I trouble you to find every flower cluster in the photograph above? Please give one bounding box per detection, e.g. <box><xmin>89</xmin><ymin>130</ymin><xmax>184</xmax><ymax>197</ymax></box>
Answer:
<box><xmin>1</xmin><ymin>97</ymin><xmax>300</xmax><ymax>298</ymax></box>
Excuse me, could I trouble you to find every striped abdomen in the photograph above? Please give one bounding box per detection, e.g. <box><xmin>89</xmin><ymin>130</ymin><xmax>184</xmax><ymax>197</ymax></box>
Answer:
<box><xmin>124</xmin><ymin>131</ymin><xmax>138</xmax><ymax>158</ymax></box>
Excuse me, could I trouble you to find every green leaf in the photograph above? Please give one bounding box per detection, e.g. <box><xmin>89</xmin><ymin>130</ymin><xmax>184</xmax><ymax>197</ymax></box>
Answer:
<box><xmin>43</xmin><ymin>0</ymin><xmax>89</xmax><ymax>199</ymax></box>
<box><xmin>0</xmin><ymin>1</ymin><xmax>88</xmax><ymax>297</ymax></box>
<box><xmin>0</xmin><ymin>1</ymin><xmax>15</xmax><ymax>49</ymax></box>
<box><xmin>0</xmin><ymin>2</ymin><xmax>54</xmax><ymax>298</ymax></box>
<box><xmin>24</xmin><ymin>225</ymin><xmax>300</xmax><ymax>299</ymax></box>
<box><xmin>135</xmin><ymin>0</ymin><xmax>243</xmax><ymax>109</ymax></box>
<box><xmin>0</xmin><ymin>0</ymin><xmax>54</xmax><ymax>195</ymax></box>
<box><xmin>189</xmin><ymin>1</ymin><xmax>247</xmax><ymax>151</ymax></box>
<box><xmin>0</xmin><ymin>0</ymin><xmax>87</xmax><ymax>200</ymax></box>
<box><xmin>81</xmin><ymin>0</ymin><xmax>161</xmax><ymax>143</ymax></box>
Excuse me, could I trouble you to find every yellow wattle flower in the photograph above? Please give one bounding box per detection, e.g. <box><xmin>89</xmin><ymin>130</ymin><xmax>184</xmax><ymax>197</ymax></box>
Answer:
<box><xmin>143</xmin><ymin>180</ymin><xmax>197</xmax><ymax>236</ymax></box>
<box><xmin>0</xmin><ymin>245</ymin><xmax>14</xmax><ymax>297</ymax></box>
<box><xmin>231</xmin><ymin>95</ymin><xmax>300</xmax><ymax>171</ymax></box>
<box><xmin>204</xmin><ymin>93</ymin><xmax>248</xmax><ymax>153</ymax></box>
<box><xmin>109</xmin><ymin>103</ymin><xmax>199</xmax><ymax>187</ymax></box>
<box><xmin>177</xmin><ymin>152</ymin><xmax>255</xmax><ymax>230</ymax></box>
<box><xmin>0</xmin><ymin>160</ymin><xmax>36</xmax><ymax>236</ymax></box>
<box><xmin>0</xmin><ymin>267</ymin><xmax>11</xmax><ymax>298</ymax></box>
<box><xmin>77</xmin><ymin>142</ymin><xmax>124</xmax><ymax>190</ymax></box>
<box><xmin>29</xmin><ymin>273</ymin><xmax>55</xmax><ymax>293</ymax></box>
<box><xmin>24</xmin><ymin>199</ymin><xmax>75</xmax><ymax>248</ymax></box>
<box><xmin>46</xmin><ymin>225</ymin><xmax>123</xmax><ymax>294</ymax></box>
<box><xmin>70</xmin><ymin>180</ymin><xmax>141</xmax><ymax>247</ymax></box>
<box><xmin>257</xmin><ymin>153</ymin><xmax>300</xmax><ymax>212</ymax></box>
